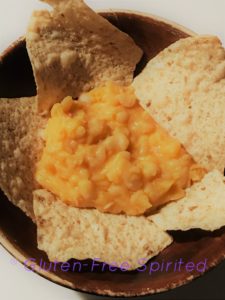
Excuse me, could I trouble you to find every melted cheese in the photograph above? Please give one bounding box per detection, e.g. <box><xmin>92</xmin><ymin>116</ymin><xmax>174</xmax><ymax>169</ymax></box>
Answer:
<box><xmin>36</xmin><ymin>83</ymin><xmax>205</xmax><ymax>215</ymax></box>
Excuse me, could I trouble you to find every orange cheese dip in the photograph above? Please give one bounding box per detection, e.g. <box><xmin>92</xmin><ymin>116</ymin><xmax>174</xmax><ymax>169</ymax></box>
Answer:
<box><xmin>36</xmin><ymin>83</ymin><xmax>205</xmax><ymax>215</ymax></box>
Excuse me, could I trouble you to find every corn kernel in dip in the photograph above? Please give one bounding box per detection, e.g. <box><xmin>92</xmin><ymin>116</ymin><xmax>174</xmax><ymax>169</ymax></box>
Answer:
<box><xmin>36</xmin><ymin>83</ymin><xmax>205</xmax><ymax>215</ymax></box>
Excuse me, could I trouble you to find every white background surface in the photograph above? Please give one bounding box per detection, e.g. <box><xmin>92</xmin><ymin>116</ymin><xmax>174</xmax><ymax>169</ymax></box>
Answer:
<box><xmin>0</xmin><ymin>1</ymin><xmax>225</xmax><ymax>300</ymax></box>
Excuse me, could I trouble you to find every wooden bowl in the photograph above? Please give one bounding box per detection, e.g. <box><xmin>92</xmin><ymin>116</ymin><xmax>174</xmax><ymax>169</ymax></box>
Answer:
<box><xmin>1</xmin><ymin>10</ymin><xmax>225</xmax><ymax>298</ymax></box>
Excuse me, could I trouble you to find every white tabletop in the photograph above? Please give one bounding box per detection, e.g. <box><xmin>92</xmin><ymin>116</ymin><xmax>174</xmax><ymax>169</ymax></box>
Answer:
<box><xmin>0</xmin><ymin>1</ymin><xmax>225</xmax><ymax>299</ymax></box>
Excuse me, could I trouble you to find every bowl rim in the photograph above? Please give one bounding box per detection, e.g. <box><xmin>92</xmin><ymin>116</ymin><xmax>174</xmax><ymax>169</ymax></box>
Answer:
<box><xmin>0</xmin><ymin>8</ymin><xmax>196</xmax><ymax>62</ymax></box>
<box><xmin>97</xmin><ymin>8</ymin><xmax>197</xmax><ymax>37</ymax></box>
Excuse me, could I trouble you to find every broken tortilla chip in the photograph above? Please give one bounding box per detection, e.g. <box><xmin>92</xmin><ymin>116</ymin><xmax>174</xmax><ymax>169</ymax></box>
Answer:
<box><xmin>150</xmin><ymin>170</ymin><xmax>225</xmax><ymax>232</ymax></box>
<box><xmin>0</xmin><ymin>97</ymin><xmax>46</xmax><ymax>219</ymax></box>
<box><xmin>33</xmin><ymin>189</ymin><xmax>172</xmax><ymax>269</ymax></box>
<box><xmin>132</xmin><ymin>35</ymin><xmax>225</xmax><ymax>173</ymax></box>
<box><xmin>26</xmin><ymin>0</ymin><xmax>142</xmax><ymax>113</ymax></box>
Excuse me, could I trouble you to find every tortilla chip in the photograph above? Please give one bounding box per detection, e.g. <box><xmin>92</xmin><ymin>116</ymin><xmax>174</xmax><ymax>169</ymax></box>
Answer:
<box><xmin>33</xmin><ymin>189</ymin><xmax>172</xmax><ymax>270</ymax></box>
<box><xmin>150</xmin><ymin>170</ymin><xmax>225</xmax><ymax>232</ymax></box>
<box><xmin>132</xmin><ymin>36</ymin><xmax>225</xmax><ymax>173</ymax></box>
<box><xmin>0</xmin><ymin>97</ymin><xmax>46</xmax><ymax>219</ymax></box>
<box><xmin>26</xmin><ymin>0</ymin><xmax>142</xmax><ymax>114</ymax></box>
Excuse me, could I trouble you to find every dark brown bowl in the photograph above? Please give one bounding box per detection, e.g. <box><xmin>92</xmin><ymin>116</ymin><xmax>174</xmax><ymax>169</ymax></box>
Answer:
<box><xmin>1</xmin><ymin>10</ymin><xmax>225</xmax><ymax>298</ymax></box>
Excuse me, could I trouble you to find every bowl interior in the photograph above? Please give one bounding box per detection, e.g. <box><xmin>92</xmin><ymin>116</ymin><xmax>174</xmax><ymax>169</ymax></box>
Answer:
<box><xmin>1</xmin><ymin>11</ymin><xmax>225</xmax><ymax>298</ymax></box>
